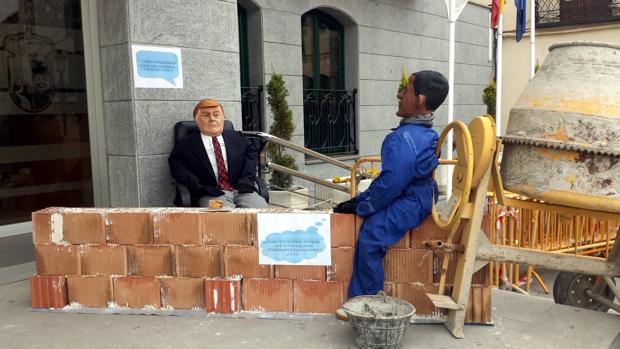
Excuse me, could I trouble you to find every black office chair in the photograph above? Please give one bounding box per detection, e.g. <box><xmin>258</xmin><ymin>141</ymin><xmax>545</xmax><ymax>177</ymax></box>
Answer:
<box><xmin>172</xmin><ymin>120</ymin><xmax>269</xmax><ymax>206</ymax></box>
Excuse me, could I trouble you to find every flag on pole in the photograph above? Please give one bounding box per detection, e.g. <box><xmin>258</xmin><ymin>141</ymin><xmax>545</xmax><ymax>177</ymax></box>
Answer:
<box><xmin>515</xmin><ymin>0</ymin><xmax>526</xmax><ymax>42</ymax></box>
<box><xmin>490</xmin><ymin>0</ymin><xmax>505</xmax><ymax>28</ymax></box>
<box><xmin>444</xmin><ymin>0</ymin><xmax>469</xmax><ymax>22</ymax></box>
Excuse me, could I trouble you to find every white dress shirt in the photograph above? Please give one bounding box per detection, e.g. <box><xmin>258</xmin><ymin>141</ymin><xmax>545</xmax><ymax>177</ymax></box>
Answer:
<box><xmin>200</xmin><ymin>133</ymin><xmax>228</xmax><ymax>179</ymax></box>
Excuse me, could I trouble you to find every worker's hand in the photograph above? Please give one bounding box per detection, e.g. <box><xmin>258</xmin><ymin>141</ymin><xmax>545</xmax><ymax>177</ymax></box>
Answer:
<box><xmin>333</xmin><ymin>197</ymin><xmax>357</xmax><ymax>214</ymax></box>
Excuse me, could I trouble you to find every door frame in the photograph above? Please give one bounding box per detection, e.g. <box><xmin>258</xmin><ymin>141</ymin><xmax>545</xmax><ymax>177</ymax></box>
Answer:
<box><xmin>0</xmin><ymin>0</ymin><xmax>109</xmax><ymax>238</ymax></box>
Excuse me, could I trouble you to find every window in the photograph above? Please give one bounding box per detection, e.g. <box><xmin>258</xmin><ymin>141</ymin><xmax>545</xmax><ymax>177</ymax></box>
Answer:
<box><xmin>238</xmin><ymin>3</ymin><xmax>263</xmax><ymax>132</ymax></box>
<box><xmin>536</xmin><ymin>0</ymin><xmax>620</xmax><ymax>27</ymax></box>
<box><xmin>302</xmin><ymin>10</ymin><xmax>357</xmax><ymax>156</ymax></box>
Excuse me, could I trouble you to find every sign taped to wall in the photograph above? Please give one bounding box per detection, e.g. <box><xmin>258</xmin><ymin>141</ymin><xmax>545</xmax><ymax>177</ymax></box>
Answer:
<box><xmin>257</xmin><ymin>213</ymin><xmax>331</xmax><ymax>265</ymax></box>
<box><xmin>131</xmin><ymin>44</ymin><xmax>183</xmax><ymax>88</ymax></box>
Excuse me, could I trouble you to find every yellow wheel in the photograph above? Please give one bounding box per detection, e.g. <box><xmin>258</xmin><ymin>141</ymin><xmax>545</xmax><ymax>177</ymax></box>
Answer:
<box><xmin>431</xmin><ymin>121</ymin><xmax>474</xmax><ymax>231</ymax></box>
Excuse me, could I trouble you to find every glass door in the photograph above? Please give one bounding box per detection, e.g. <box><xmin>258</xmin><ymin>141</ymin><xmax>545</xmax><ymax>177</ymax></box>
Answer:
<box><xmin>0</xmin><ymin>0</ymin><xmax>94</xmax><ymax>226</ymax></box>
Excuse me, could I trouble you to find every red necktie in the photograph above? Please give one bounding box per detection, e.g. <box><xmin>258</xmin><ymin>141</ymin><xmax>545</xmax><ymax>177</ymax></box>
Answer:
<box><xmin>212</xmin><ymin>137</ymin><xmax>233</xmax><ymax>191</ymax></box>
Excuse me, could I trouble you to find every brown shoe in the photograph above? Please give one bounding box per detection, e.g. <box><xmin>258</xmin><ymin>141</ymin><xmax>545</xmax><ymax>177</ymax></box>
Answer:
<box><xmin>336</xmin><ymin>308</ymin><xmax>348</xmax><ymax>321</ymax></box>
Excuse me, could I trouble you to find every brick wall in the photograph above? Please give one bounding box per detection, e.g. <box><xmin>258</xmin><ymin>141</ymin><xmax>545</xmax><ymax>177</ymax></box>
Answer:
<box><xmin>29</xmin><ymin>207</ymin><xmax>491</xmax><ymax>322</ymax></box>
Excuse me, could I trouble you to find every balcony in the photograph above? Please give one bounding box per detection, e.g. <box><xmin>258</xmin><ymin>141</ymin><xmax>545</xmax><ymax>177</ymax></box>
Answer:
<box><xmin>536</xmin><ymin>0</ymin><xmax>620</xmax><ymax>28</ymax></box>
<box><xmin>303</xmin><ymin>88</ymin><xmax>357</xmax><ymax>156</ymax></box>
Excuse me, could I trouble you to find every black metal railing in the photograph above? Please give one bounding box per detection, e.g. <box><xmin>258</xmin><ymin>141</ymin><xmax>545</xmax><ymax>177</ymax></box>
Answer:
<box><xmin>241</xmin><ymin>86</ymin><xmax>263</xmax><ymax>132</ymax></box>
<box><xmin>303</xmin><ymin>88</ymin><xmax>357</xmax><ymax>156</ymax></box>
<box><xmin>536</xmin><ymin>0</ymin><xmax>620</xmax><ymax>27</ymax></box>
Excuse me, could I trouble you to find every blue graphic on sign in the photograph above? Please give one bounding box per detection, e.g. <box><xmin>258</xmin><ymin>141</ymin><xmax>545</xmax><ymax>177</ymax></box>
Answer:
<box><xmin>260</xmin><ymin>224</ymin><xmax>326</xmax><ymax>263</ymax></box>
<box><xmin>136</xmin><ymin>50</ymin><xmax>179</xmax><ymax>85</ymax></box>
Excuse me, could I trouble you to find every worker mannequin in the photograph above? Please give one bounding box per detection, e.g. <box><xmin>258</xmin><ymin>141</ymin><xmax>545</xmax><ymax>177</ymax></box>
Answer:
<box><xmin>334</xmin><ymin>70</ymin><xmax>449</xmax><ymax>299</ymax></box>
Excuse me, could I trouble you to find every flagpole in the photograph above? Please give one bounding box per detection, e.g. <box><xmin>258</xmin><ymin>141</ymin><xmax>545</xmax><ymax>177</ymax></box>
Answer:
<box><xmin>488</xmin><ymin>12</ymin><xmax>493</xmax><ymax>62</ymax></box>
<box><xmin>446</xmin><ymin>0</ymin><xmax>456</xmax><ymax>200</ymax></box>
<box><xmin>496</xmin><ymin>13</ymin><xmax>503</xmax><ymax>138</ymax></box>
<box><xmin>530</xmin><ymin>0</ymin><xmax>536</xmax><ymax>78</ymax></box>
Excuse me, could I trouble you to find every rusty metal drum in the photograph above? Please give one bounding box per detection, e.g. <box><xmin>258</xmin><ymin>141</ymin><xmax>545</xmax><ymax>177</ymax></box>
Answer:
<box><xmin>500</xmin><ymin>42</ymin><xmax>620</xmax><ymax>213</ymax></box>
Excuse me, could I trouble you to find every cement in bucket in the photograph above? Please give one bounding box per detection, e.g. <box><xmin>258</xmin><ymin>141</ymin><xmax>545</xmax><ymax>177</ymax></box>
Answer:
<box><xmin>342</xmin><ymin>294</ymin><xmax>415</xmax><ymax>349</ymax></box>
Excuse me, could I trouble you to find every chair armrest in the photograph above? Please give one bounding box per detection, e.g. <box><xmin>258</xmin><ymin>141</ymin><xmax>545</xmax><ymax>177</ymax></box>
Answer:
<box><xmin>256</xmin><ymin>177</ymin><xmax>269</xmax><ymax>203</ymax></box>
<box><xmin>173</xmin><ymin>182</ymin><xmax>192</xmax><ymax>207</ymax></box>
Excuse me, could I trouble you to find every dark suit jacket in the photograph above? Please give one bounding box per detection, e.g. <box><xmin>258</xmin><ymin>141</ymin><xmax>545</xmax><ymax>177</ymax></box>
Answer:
<box><xmin>168</xmin><ymin>129</ymin><xmax>259</xmax><ymax>205</ymax></box>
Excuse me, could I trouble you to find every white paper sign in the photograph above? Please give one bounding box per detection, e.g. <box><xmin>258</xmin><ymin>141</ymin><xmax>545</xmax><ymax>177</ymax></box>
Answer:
<box><xmin>131</xmin><ymin>44</ymin><xmax>183</xmax><ymax>88</ymax></box>
<box><xmin>257</xmin><ymin>213</ymin><xmax>331</xmax><ymax>266</ymax></box>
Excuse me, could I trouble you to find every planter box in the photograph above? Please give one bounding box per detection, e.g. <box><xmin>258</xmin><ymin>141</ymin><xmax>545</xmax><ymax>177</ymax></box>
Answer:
<box><xmin>268</xmin><ymin>187</ymin><xmax>309</xmax><ymax>209</ymax></box>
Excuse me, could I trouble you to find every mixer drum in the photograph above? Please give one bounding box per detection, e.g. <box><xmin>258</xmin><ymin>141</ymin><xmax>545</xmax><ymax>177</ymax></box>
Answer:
<box><xmin>500</xmin><ymin>42</ymin><xmax>620</xmax><ymax>213</ymax></box>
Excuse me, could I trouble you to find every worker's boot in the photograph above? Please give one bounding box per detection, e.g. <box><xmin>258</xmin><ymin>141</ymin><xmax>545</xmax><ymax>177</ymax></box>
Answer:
<box><xmin>335</xmin><ymin>308</ymin><xmax>348</xmax><ymax>321</ymax></box>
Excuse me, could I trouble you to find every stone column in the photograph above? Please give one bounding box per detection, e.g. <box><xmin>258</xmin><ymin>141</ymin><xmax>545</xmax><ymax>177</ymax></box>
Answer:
<box><xmin>98</xmin><ymin>0</ymin><xmax>242</xmax><ymax>206</ymax></box>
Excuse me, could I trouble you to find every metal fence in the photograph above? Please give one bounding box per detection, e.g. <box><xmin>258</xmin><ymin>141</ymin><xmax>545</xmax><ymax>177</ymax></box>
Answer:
<box><xmin>536</xmin><ymin>0</ymin><xmax>620</xmax><ymax>27</ymax></box>
<box><xmin>483</xmin><ymin>196</ymin><xmax>619</xmax><ymax>292</ymax></box>
<box><xmin>303</xmin><ymin>88</ymin><xmax>357</xmax><ymax>156</ymax></box>
<box><xmin>241</xmin><ymin>86</ymin><xmax>263</xmax><ymax>132</ymax></box>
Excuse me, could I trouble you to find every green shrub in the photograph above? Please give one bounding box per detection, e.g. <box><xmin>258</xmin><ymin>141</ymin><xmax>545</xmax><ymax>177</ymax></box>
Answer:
<box><xmin>266</xmin><ymin>72</ymin><xmax>297</xmax><ymax>189</ymax></box>
<box><xmin>398</xmin><ymin>67</ymin><xmax>408</xmax><ymax>93</ymax></box>
<box><xmin>482</xmin><ymin>79</ymin><xmax>496</xmax><ymax>118</ymax></box>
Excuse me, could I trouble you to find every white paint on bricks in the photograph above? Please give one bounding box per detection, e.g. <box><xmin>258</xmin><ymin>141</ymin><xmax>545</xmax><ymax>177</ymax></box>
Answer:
<box><xmin>51</xmin><ymin>213</ymin><xmax>63</xmax><ymax>243</ymax></box>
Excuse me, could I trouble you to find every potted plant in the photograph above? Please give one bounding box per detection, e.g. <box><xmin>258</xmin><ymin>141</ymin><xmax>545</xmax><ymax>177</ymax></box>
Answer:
<box><xmin>482</xmin><ymin>79</ymin><xmax>496</xmax><ymax>118</ymax></box>
<box><xmin>398</xmin><ymin>66</ymin><xmax>408</xmax><ymax>93</ymax></box>
<box><xmin>265</xmin><ymin>72</ymin><xmax>308</xmax><ymax>208</ymax></box>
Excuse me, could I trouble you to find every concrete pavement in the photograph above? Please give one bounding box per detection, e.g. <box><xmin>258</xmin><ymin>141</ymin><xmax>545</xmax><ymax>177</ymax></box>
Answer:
<box><xmin>1</xmin><ymin>263</ymin><xmax>618</xmax><ymax>349</ymax></box>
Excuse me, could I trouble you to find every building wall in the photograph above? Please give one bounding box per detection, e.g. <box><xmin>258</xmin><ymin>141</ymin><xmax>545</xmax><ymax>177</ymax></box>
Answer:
<box><xmin>99</xmin><ymin>0</ymin><xmax>242</xmax><ymax>207</ymax></box>
<box><xmin>98</xmin><ymin>0</ymin><xmax>492</xmax><ymax>207</ymax></box>
<box><xmin>500</xmin><ymin>0</ymin><xmax>620</xmax><ymax>134</ymax></box>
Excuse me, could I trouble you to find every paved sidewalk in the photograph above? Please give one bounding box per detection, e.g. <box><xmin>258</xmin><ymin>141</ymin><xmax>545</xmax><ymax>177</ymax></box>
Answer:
<box><xmin>1</xmin><ymin>264</ymin><xmax>618</xmax><ymax>349</ymax></box>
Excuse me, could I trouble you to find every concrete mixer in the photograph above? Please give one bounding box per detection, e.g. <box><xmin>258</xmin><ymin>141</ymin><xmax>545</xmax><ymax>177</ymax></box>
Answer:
<box><xmin>350</xmin><ymin>42</ymin><xmax>620</xmax><ymax>339</ymax></box>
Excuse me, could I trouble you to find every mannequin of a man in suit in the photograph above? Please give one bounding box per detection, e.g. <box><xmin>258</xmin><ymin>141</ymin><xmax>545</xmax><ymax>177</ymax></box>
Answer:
<box><xmin>168</xmin><ymin>98</ymin><xmax>268</xmax><ymax>208</ymax></box>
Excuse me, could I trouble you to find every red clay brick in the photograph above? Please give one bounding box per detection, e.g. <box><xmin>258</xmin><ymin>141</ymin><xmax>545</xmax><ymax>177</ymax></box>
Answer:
<box><xmin>80</xmin><ymin>245</ymin><xmax>127</xmax><ymax>276</ymax></box>
<box><xmin>443</xmin><ymin>285</ymin><xmax>493</xmax><ymax>324</ymax></box>
<box><xmin>160</xmin><ymin>277</ymin><xmax>203</xmax><ymax>310</ymax></box>
<box><xmin>328</xmin><ymin>247</ymin><xmax>353</xmax><ymax>282</ymax></box>
<box><xmin>127</xmin><ymin>245</ymin><xmax>175</xmax><ymax>277</ymax></box>
<box><xmin>61</xmin><ymin>210</ymin><xmax>106</xmax><ymax>244</ymax></box>
<box><xmin>410</xmin><ymin>217</ymin><xmax>453</xmax><ymax>249</ymax></box>
<box><xmin>390</xmin><ymin>231</ymin><xmax>411</xmax><ymax>249</ymax></box>
<box><xmin>202</xmin><ymin>212</ymin><xmax>253</xmax><ymax>245</ymax></box>
<box><xmin>396</xmin><ymin>283</ymin><xmax>445</xmax><ymax>318</ymax></box>
<box><xmin>175</xmin><ymin>245</ymin><xmax>222</xmax><ymax>277</ymax></box>
<box><xmin>384</xmin><ymin>282</ymin><xmax>396</xmax><ymax>297</ymax></box>
<box><xmin>112</xmin><ymin>276</ymin><xmax>161</xmax><ymax>308</ymax></box>
<box><xmin>330</xmin><ymin>213</ymin><xmax>356</xmax><ymax>247</ymax></box>
<box><xmin>293</xmin><ymin>280</ymin><xmax>343</xmax><ymax>313</ymax></box>
<box><xmin>465</xmin><ymin>285</ymin><xmax>492</xmax><ymax>324</ymax></box>
<box><xmin>203</xmin><ymin>278</ymin><xmax>241</xmax><ymax>313</ymax></box>
<box><xmin>30</xmin><ymin>275</ymin><xmax>67</xmax><ymax>309</ymax></box>
<box><xmin>35</xmin><ymin>244</ymin><xmax>80</xmax><ymax>275</ymax></box>
<box><xmin>432</xmin><ymin>252</ymin><xmax>489</xmax><ymax>286</ymax></box>
<box><xmin>384</xmin><ymin>249</ymin><xmax>433</xmax><ymax>284</ymax></box>
<box><xmin>343</xmin><ymin>281</ymin><xmax>350</xmax><ymax>300</ymax></box>
<box><xmin>153</xmin><ymin>210</ymin><xmax>201</xmax><ymax>245</ymax></box>
<box><xmin>224</xmin><ymin>246</ymin><xmax>272</xmax><ymax>278</ymax></box>
<box><xmin>355</xmin><ymin>216</ymin><xmax>363</xmax><ymax>241</ymax></box>
<box><xmin>242</xmin><ymin>278</ymin><xmax>293</xmax><ymax>312</ymax></box>
<box><xmin>67</xmin><ymin>275</ymin><xmax>111</xmax><ymax>308</ymax></box>
<box><xmin>107</xmin><ymin>210</ymin><xmax>152</xmax><ymax>244</ymax></box>
<box><xmin>32</xmin><ymin>209</ymin><xmax>53</xmax><ymax>243</ymax></box>
<box><xmin>274</xmin><ymin>265</ymin><xmax>326</xmax><ymax>280</ymax></box>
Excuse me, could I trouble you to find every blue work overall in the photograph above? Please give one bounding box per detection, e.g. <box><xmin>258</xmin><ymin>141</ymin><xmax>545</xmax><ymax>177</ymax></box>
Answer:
<box><xmin>348</xmin><ymin>123</ymin><xmax>439</xmax><ymax>298</ymax></box>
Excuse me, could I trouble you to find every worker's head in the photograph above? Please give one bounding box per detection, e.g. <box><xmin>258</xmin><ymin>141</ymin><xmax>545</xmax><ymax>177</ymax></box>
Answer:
<box><xmin>397</xmin><ymin>70</ymin><xmax>449</xmax><ymax>117</ymax></box>
<box><xmin>193</xmin><ymin>99</ymin><xmax>225</xmax><ymax>137</ymax></box>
